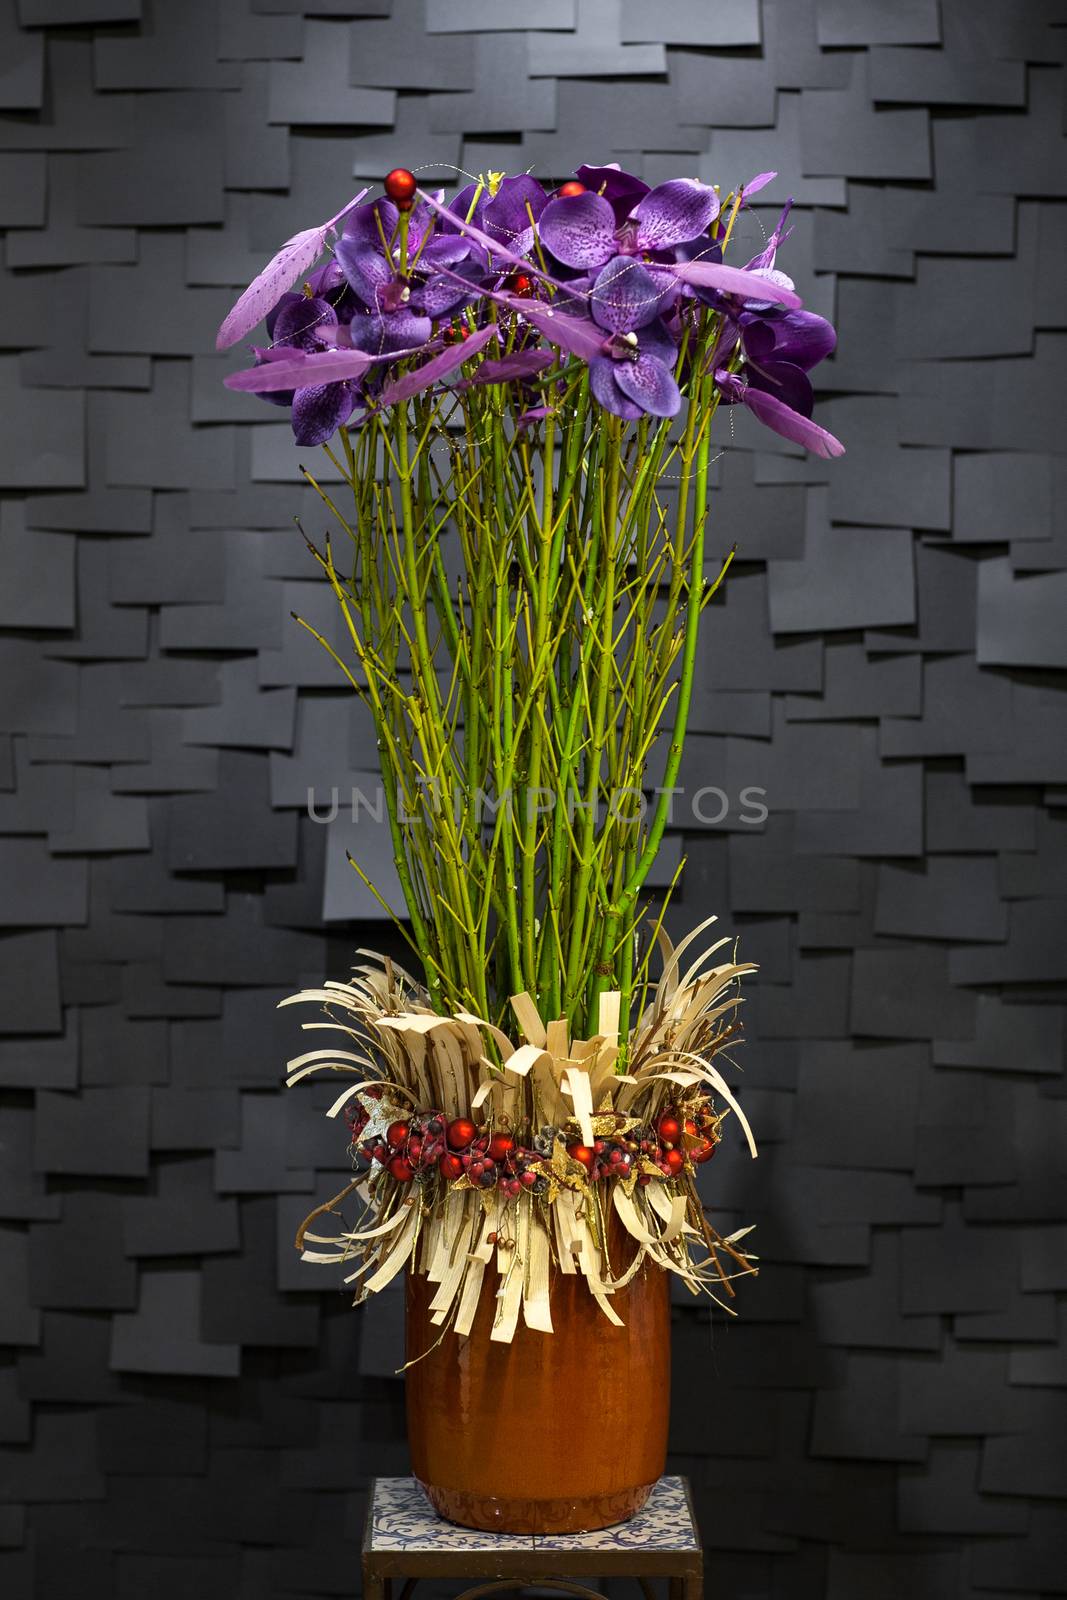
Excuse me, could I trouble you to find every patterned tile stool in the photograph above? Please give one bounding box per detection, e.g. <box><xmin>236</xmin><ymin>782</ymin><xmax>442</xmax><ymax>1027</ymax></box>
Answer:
<box><xmin>362</xmin><ymin>1476</ymin><xmax>703</xmax><ymax>1600</ymax></box>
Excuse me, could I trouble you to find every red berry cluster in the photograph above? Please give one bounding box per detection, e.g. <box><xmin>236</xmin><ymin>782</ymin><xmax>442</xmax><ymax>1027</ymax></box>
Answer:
<box><xmin>350</xmin><ymin>1103</ymin><xmax>718</xmax><ymax>1191</ymax></box>
<box><xmin>355</xmin><ymin>1113</ymin><xmax>551</xmax><ymax>1195</ymax></box>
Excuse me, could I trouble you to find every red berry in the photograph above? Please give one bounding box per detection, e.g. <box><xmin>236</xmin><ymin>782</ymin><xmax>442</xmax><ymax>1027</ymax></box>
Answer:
<box><xmin>568</xmin><ymin>1144</ymin><xmax>594</xmax><ymax>1173</ymax></box>
<box><xmin>447</xmin><ymin>1118</ymin><xmax>477</xmax><ymax>1149</ymax></box>
<box><xmin>520</xmin><ymin>1170</ymin><xmax>538</xmax><ymax>1189</ymax></box>
<box><xmin>407</xmin><ymin>1137</ymin><xmax>423</xmax><ymax>1161</ymax></box>
<box><xmin>558</xmin><ymin>180</ymin><xmax>586</xmax><ymax>198</ymax></box>
<box><xmin>488</xmin><ymin>1133</ymin><xmax>514</xmax><ymax>1163</ymax></box>
<box><xmin>508</xmin><ymin>271</ymin><xmax>533</xmax><ymax>296</ymax></box>
<box><xmin>383</xmin><ymin>166</ymin><xmax>417</xmax><ymax>209</ymax></box>
<box><xmin>657</xmin><ymin>1114</ymin><xmax>681</xmax><ymax>1146</ymax></box>
<box><xmin>439</xmin><ymin>1153</ymin><xmax>463</xmax><ymax>1181</ymax></box>
<box><xmin>469</xmin><ymin>1160</ymin><xmax>485</xmax><ymax>1180</ymax></box>
<box><xmin>388</xmin><ymin>1156</ymin><xmax>414</xmax><ymax>1182</ymax></box>
<box><xmin>664</xmin><ymin>1148</ymin><xmax>685</xmax><ymax>1176</ymax></box>
<box><xmin>386</xmin><ymin>1120</ymin><xmax>409</xmax><ymax>1148</ymax></box>
<box><xmin>505</xmin><ymin>1178</ymin><xmax>522</xmax><ymax>1197</ymax></box>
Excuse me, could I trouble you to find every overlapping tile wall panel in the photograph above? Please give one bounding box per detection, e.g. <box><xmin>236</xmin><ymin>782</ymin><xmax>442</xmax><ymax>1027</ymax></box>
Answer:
<box><xmin>1</xmin><ymin>3</ymin><xmax>1066</xmax><ymax>1596</ymax></box>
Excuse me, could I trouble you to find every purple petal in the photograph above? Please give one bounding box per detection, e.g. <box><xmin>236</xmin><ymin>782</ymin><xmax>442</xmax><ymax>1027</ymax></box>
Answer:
<box><xmin>379</xmin><ymin>323</ymin><xmax>498</xmax><ymax>406</ymax></box>
<box><xmin>482</xmin><ymin>175</ymin><xmax>548</xmax><ymax>251</ymax></box>
<box><xmin>613</xmin><ymin>353</ymin><xmax>681</xmax><ymax>418</ymax></box>
<box><xmin>745</xmin><ymin>200</ymin><xmax>794</xmax><ymax>272</ymax></box>
<box><xmin>335</xmin><ymin>238</ymin><xmax>393</xmax><ymax>309</ymax></box>
<box><xmin>634</xmin><ymin>318</ymin><xmax>679</xmax><ymax>368</ymax></box>
<box><xmin>538</xmin><ymin>192</ymin><xmax>617</xmax><ymax>271</ymax></box>
<box><xmin>760</xmin><ymin>309</ymin><xmax>836</xmax><ymax>372</ymax></box>
<box><xmin>347</xmin><ymin>310</ymin><xmax>433</xmax><ymax>357</ymax></box>
<box><xmin>745</xmin><ymin>358</ymin><xmax>814</xmax><ymax>417</ymax></box>
<box><xmin>292</xmin><ymin>382</ymin><xmax>358</xmax><ymax>447</ymax></box>
<box><xmin>632</xmin><ymin>178</ymin><xmax>719</xmax><ymax>251</ymax></box>
<box><xmin>575</xmin><ymin>163</ymin><xmax>649</xmax><ymax>216</ymax></box>
<box><xmin>466</xmin><ymin>349</ymin><xmax>556</xmax><ymax>385</ymax></box>
<box><xmin>669</xmin><ymin>259</ymin><xmax>802</xmax><ymax>308</ymax></box>
<box><xmin>740</xmin><ymin>385</ymin><xmax>845</xmax><ymax>458</ymax></box>
<box><xmin>589</xmin><ymin>257</ymin><xmax>666</xmax><ymax>334</ymax></box>
<box><xmin>271</xmin><ymin>295</ymin><xmax>338</xmax><ymax>351</ymax></box>
<box><xmin>225</xmin><ymin>348</ymin><xmax>375</xmax><ymax>393</ymax></box>
<box><xmin>419</xmin><ymin>274</ymin><xmax>473</xmax><ymax>320</ymax></box>
<box><xmin>499</xmin><ymin>295</ymin><xmax>606</xmax><ymax>363</ymax></box>
<box><xmin>588</xmin><ymin>357</ymin><xmax>644</xmax><ymax>420</ymax></box>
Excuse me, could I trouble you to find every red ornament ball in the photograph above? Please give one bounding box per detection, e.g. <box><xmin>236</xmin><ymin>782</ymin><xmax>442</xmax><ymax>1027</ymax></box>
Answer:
<box><xmin>568</xmin><ymin>1143</ymin><xmax>595</xmax><ymax>1173</ymax></box>
<box><xmin>439</xmin><ymin>1153</ymin><xmax>464</xmax><ymax>1181</ymax></box>
<box><xmin>558</xmin><ymin>180</ymin><xmax>586</xmax><ymax>197</ymax></box>
<box><xmin>487</xmin><ymin>1132</ymin><xmax>514</xmax><ymax>1163</ymax></box>
<box><xmin>447</xmin><ymin>1117</ymin><xmax>477</xmax><ymax>1149</ymax></box>
<box><xmin>691</xmin><ymin>1139</ymin><xmax>716</xmax><ymax>1164</ymax></box>
<box><xmin>385</xmin><ymin>1120</ymin><xmax>409</xmax><ymax>1148</ymax></box>
<box><xmin>664</xmin><ymin>1148</ymin><xmax>685</xmax><ymax>1177</ymax></box>
<box><xmin>388</xmin><ymin>1155</ymin><xmax>414</xmax><ymax>1183</ymax></box>
<box><xmin>657</xmin><ymin>1113</ymin><xmax>681</xmax><ymax>1146</ymax></box>
<box><xmin>383</xmin><ymin>166</ymin><xmax>417</xmax><ymax>209</ymax></box>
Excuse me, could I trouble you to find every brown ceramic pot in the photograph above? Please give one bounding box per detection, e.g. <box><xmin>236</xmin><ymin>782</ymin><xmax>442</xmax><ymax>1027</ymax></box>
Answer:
<box><xmin>405</xmin><ymin>1215</ymin><xmax>670</xmax><ymax>1534</ymax></box>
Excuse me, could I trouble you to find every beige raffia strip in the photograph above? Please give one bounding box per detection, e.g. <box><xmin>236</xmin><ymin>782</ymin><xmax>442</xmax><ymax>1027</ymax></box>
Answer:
<box><xmin>285</xmin><ymin>921</ymin><xmax>758</xmax><ymax>1341</ymax></box>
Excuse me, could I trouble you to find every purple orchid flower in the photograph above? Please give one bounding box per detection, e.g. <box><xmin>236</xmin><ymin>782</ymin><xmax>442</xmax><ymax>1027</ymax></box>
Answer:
<box><xmin>538</xmin><ymin>177</ymin><xmax>719</xmax><ymax>272</ymax></box>
<box><xmin>447</xmin><ymin>174</ymin><xmax>549</xmax><ymax>255</ymax></box>
<box><xmin>501</xmin><ymin>256</ymin><xmax>682</xmax><ymax>419</ymax></box>
<box><xmin>715</xmin><ymin>307</ymin><xmax>843</xmax><ymax>458</ymax></box>
<box><xmin>251</xmin><ymin>292</ymin><xmax>363</xmax><ymax>446</ymax></box>
<box><xmin>335</xmin><ymin>196</ymin><xmax>488</xmax><ymax>327</ymax></box>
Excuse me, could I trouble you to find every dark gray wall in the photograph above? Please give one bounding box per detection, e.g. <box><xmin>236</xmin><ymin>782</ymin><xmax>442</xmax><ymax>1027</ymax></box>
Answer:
<box><xmin>2</xmin><ymin>3</ymin><xmax>1066</xmax><ymax>1597</ymax></box>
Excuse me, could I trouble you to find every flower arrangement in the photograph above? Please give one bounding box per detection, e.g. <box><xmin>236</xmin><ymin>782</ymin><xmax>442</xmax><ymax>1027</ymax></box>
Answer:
<box><xmin>218</xmin><ymin>163</ymin><xmax>841</xmax><ymax>1339</ymax></box>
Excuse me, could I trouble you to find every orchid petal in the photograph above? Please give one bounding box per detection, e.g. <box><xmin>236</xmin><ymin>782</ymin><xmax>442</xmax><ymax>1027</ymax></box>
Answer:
<box><xmin>589</xmin><ymin>258</ymin><xmax>666</xmax><ymax>334</ymax></box>
<box><xmin>271</xmin><ymin>295</ymin><xmax>337</xmax><ymax>351</ymax></box>
<box><xmin>482</xmin><ymin>174</ymin><xmax>548</xmax><ymax>249</ymax></box>
<box><xmin>538</xmin><ymin>191</ymin><xmax>617</xmax><ymax>270</ymax></box>
<box><xmin>613</xmin><ymin>353</ymin><xmax>681</xmax><ymax>418</ymax></box>
<box><xmin>224</xmin><ymin>349</ymin><xmax>375</xmax><ymax>393</ymax></box>
<box><xmin>669</xmin><ymin>259</ymin><xmax>802</xmax><ymax>308</ymax></box>
<box><xmin>291</xmin><ymin>382</ymin><xmax>359</xmax><ymax>447</ymax></box>
<box><xmin>575</xmin><ymin>163</ymin><xmax>649</xmax><ymax>214</ymax></box>
<box><xmin>740</xmin><ymin>385</ymin><xmax>845</xmax><ymax>459</ymax></box>
<box><xmin>379</xmin><ymin>324</ymin><xmax>498</xmax><ymax>406</ymax></box>
<box><xmin>347</xmin><ymin>310</ymin><xmax>433</xmax><ymax>357</ymax></box>
<box><xmin>215</xmin><ymin>190</ymin><xmax>368</xmax><ymax>350</ymax></box>
<box><xmin>763</xmin><ymin>309</ymin><xmax>837</xmax><ymax>371</ymax></box>
<box><xmin>634</xmin><ymin>319</ymin><xmax>679</xmax><ymax>368</ymax></box>
<box><xmin>335</xmin><ymin>235</ymin><xmax>394</xmax><ymax>309</ymax></box>
<box><xmin>589</xmin><ymin>357</ymin><xmax>644</xmax><ymax>420</ymax></box>
<box><xmin>745</xmin><ymin>358</ymin><xmax>814</xmax><ymax>417</ymax></box>
<box><xmin>632</xmin><ymin>178</ymin><xmax>719</xmax><ymax>251</ymax></box>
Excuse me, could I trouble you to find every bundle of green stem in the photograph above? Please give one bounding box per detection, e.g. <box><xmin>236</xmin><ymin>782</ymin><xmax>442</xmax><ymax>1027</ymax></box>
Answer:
<box><xmin>299</xmin><ymin>328</ymin><xmax>731</xmax><ymax>1047</ymax></box>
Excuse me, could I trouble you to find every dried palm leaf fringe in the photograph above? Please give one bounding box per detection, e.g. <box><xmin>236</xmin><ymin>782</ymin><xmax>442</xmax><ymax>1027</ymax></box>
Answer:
<box><xmin>284</xmin><ymin>916</ymin><xmax>759</xmax><ymax>1343</ymax></box>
